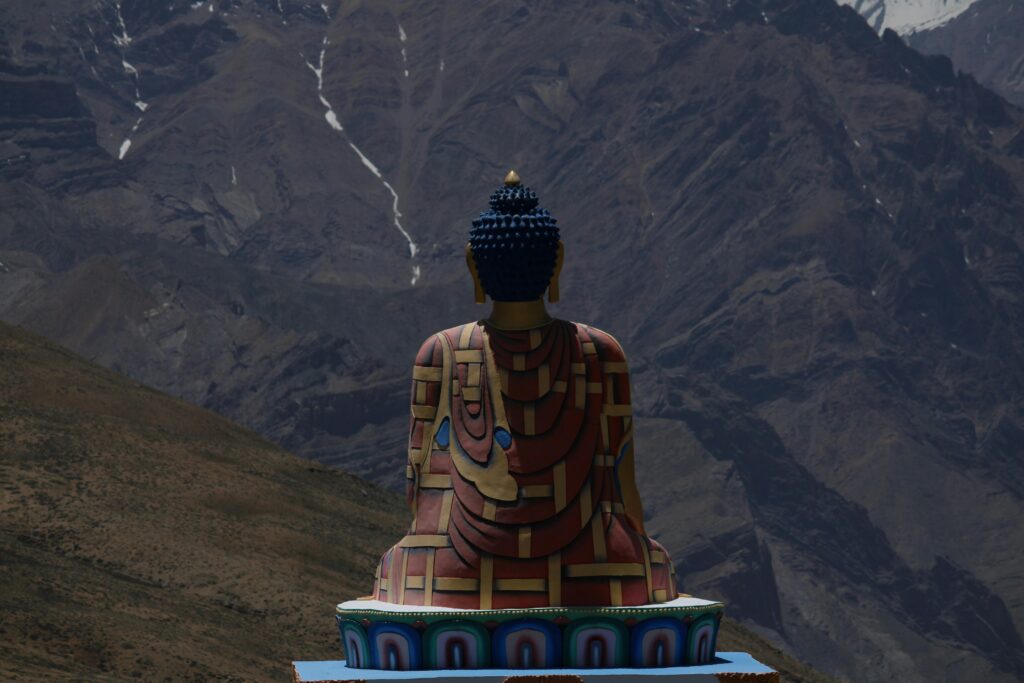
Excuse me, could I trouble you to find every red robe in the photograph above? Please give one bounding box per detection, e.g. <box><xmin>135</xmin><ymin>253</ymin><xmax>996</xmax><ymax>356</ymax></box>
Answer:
<box><xmin>373</xmin><ymin>319</ymin><xmax>679</xmax><ymax>609</ymax></box>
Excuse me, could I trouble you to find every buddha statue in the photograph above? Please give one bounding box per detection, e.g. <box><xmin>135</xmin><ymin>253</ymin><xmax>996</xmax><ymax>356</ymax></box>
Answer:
<box><xmin>373</xmin><ymin>170</ymin><xmax>678</xmax><ymax>609</ymax></box>
<box><xmin>335</xmin><ymin>172</ymin><xmax>724</xmax><ymax>673</ymax></box>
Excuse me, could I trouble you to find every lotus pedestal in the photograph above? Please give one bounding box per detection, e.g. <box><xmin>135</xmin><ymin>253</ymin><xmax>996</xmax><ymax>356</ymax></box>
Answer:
<box><xmin>291</xmin><ymin>597</ymin><xmax>777</xmax><ymax>682</ymax></box>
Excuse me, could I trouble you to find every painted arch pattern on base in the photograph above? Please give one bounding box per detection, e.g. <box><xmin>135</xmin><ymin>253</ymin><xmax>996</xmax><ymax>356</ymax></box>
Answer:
<box><xmin>336</xmin><ymin>608</ymin><xmax>722</xmax><ymax>671</ymax></box>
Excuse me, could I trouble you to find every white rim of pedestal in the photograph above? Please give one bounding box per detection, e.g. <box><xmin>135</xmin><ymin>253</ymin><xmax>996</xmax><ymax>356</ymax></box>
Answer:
<box><xmin>336</xmin><ymin>595</ymin><xmax>723</xmax><ymax>616</ymax></box>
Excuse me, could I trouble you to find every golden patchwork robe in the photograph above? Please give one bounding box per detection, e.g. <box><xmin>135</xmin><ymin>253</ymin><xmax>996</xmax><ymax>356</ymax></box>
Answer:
<box><xmin>373</xmin><ymin>319</ymin><xmax>678</xmax><ymax>609</ymax></box>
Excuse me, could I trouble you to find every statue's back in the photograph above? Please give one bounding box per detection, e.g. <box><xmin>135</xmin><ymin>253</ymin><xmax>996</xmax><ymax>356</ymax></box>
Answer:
<box><xmin>376</xmin><ymin>318</ymin><xmax>677</xmax><ymax>610</ymax></box>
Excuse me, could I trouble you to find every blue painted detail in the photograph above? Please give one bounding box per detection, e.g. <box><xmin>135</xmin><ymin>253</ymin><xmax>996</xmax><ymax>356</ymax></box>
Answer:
<box><xmin>367</xmin><ymin>622</ymin><xmax>423</xmax><ymax>671</ymax></box>
<box><xmin>292</xmin><ymin>652</ymin><xmax>774</xmax><ymax>680</ymax></box>
<box><xmin>563</xmin><ymin>618</ymin><xmax>629</xmax><ymax>667</ymax></box>
<box><xmin>335</xmin><ymin>614</ymin><xmax>346</xmax><ymax>642</ymax></box>
<box><xmin>491</xmin><ymin>619</ymin><xmax>561</xmax><ymax>669</ymax></box>
<box><xmin>686</xmin><ymin>615</ymin><xmax>719</xmax><ymax>665</ymax></box>
<box><xmin>495</xmin><ymin>427</ymin><xmax>512</xmax><ymax>449</ymax></box>
<box><xmin>423</xmin><ymin>620</ymin><xmax>490</xmax><ymax>669</ymax></box>
<box><xmin>435</xmin><ymin>418</ymin><xmax>450</xmax><ymax>448</ymax></box>
<box><xmin>338</xmin><ymin>619</ymin><xmax>371</xmax><ymax>670</ymax></box>
<box><xmin>616</xmin><ymin>440</ymin><xmax>631</xmax><ymax>465</ymax></box>
<box><xmin>629</xmin><ymin>617</ymin><xmax>686</xmax><ymax>667</ymax></box>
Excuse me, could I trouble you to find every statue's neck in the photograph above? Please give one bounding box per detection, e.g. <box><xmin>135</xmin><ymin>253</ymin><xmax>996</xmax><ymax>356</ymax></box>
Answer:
<box><xmin>486</xmin><ymin>299</ymin><xmax>552</xmax><ymax>331</ymax></box>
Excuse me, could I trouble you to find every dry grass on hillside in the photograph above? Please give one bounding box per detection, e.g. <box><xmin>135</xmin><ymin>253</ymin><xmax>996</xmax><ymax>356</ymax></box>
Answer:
<box><xmin>0</xmin><ymin>321</ymin><xmax>408</xmax><ymax>681</ymax></box>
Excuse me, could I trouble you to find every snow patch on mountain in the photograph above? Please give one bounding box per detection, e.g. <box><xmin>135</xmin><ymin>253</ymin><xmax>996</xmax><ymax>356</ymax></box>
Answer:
<box><xmin>112</xmin><ymin>1</ymin><xmax>132</xmax><ymax>47</ymax></box>
<box><xmin>303</xmin><ymin>34</ymin><xmax>419</xmax><ymax>284</ymax></box>
<box><xmin>109</xmin><ymin>3</ymin><xmax>148</xmax><ymax>159</ymax></box>
<box><xmin>346</xmin><ymin>142</ymin><xmax>417</xmax><ymax>263</ymax></box>
<box><xmin>398</xmin><ymin>23</ymin><xmax>409</xmax><ymax>78</ymax></box>
<box><xmin>305</xmin><ymin>38</ymin><xmax>343</xmax><ymax>131</ymax></box>
<box><xmin>837</xmin><ymin>0</ymin><xmax>980</xmax><ymax>34</ymax></box>
<box><xmin>118</xmin><ymin>116</ymin><xmax>143</xmax><ymax>160</ymax></box>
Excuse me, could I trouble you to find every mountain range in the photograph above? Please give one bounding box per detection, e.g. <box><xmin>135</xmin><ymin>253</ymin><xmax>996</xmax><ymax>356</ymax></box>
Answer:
<box><xmin>836</xmin><ymin>0</ymin><xmax>980</xmax><ymax>33</ymax></box>
<box><xmin>905</xmin><ymin>0</ymin><xmax>1024</xmax><ymax>107</ymax></box>
<box><xmin>1</xmin><ymin>0</ymin><xmax>1023</xmax><ymax>681</ymax></box>
<box><xmin>838</xmin><ymin>0</ymin><xmax>1024</xmax><ymax>106</ymax></box>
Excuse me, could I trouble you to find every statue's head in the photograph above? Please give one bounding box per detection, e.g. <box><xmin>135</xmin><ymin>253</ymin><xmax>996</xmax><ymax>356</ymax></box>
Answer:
<box><xmin>466</xmin><ymin>171</ymin><xmax>564</xmax><ymax>304</ymax></box>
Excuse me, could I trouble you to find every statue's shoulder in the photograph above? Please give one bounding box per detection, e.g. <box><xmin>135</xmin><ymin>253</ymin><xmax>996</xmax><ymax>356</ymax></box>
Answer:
<box><xmin>563</xmin><ymin>320</ymin><xmax>629</xmax><ymax>364</ymax></box>
<box><xmin>414</xmin><ymin>322</ymin><xmax>483</xmax><ymax>364</ymax></box>
<box><xmin>412</xmin><ymin>330</ymin><xmax>447</xmax><ymax>367</ymax></box>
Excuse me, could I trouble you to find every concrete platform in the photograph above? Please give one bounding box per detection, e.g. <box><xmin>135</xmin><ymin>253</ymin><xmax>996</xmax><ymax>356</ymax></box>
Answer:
<box><xmin>291</xmin><ymin>651</ymin><xmax>778</xmax><ymax>682</ymax></box>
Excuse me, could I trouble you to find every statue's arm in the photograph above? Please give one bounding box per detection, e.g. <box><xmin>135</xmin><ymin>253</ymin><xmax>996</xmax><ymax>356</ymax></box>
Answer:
<box><xmin>406</xmin><ymin>334</ymin><xmax>443</xmax><ymax>505</ymax></box>
<box><xmin>589</xmin><ymin>327</ymin><xmax>647</xmax><ymax>534</ymax></box>
<box><xmin>588</xmin><ymin>326</ymin><xmax>633</xmax><ymax>409</ymax></box>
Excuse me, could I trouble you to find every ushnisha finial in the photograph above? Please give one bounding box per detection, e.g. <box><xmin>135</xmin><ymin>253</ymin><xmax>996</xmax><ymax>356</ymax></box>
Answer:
<box><xmin>504</xmin><ymin>169</ymin><xmax>521</xmax><ymax>187</ymax></box>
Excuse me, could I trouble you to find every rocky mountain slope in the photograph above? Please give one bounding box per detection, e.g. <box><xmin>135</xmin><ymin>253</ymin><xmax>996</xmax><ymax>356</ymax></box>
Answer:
<box><xmin>1</xmin><ymin>0</ymin><xmax>1023</xmax><ymax>681</ymax></box>
<box><xmin>906</xmin><ymin>0</ymin><xmax>1024</xmax><ymax>106</ymax></box>
<box><xmin>837</xmin><ymin>0</ymin><xmax>1023</xmax><ymax>107</ymax></box>
<box><xmin>0</xmin><ymin>321</ymin><xmax>832</xmax><ymax>682</ymax></box>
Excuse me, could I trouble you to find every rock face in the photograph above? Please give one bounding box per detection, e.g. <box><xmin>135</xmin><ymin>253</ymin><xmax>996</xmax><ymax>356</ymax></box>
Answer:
<box><xmin>1</xmin><ymin>1</ymin><xmax>1023</xmax><ymax>682</ymax></box>
<box><xmin>836</xmin><ymin>0</ymin><xmax>1023</xmax><ymax>107</ymax></box>
<box><xmin>905</xmin><ymin>0</ymin><xmax>1024</xmax><ymax>107</ymax></box>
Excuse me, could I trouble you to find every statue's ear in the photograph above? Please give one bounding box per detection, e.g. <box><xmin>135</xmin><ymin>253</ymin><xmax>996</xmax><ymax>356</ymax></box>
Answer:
<box><xmin>548</xmin><ymin>241</ymin><xmax>564</xmax><ymax>303</ymax></box>
<box><xmin>465</xmin><ymin>242</ymin><xmax>486</xmax><ymax>304</ymax></box>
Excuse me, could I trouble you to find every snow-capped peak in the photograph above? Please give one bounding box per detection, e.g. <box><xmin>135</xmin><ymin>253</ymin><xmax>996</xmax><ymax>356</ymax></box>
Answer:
<box><xmin>836</xmin><ymin>0</ymin><xmax>980</xmax><ymax>35</ymax></box>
